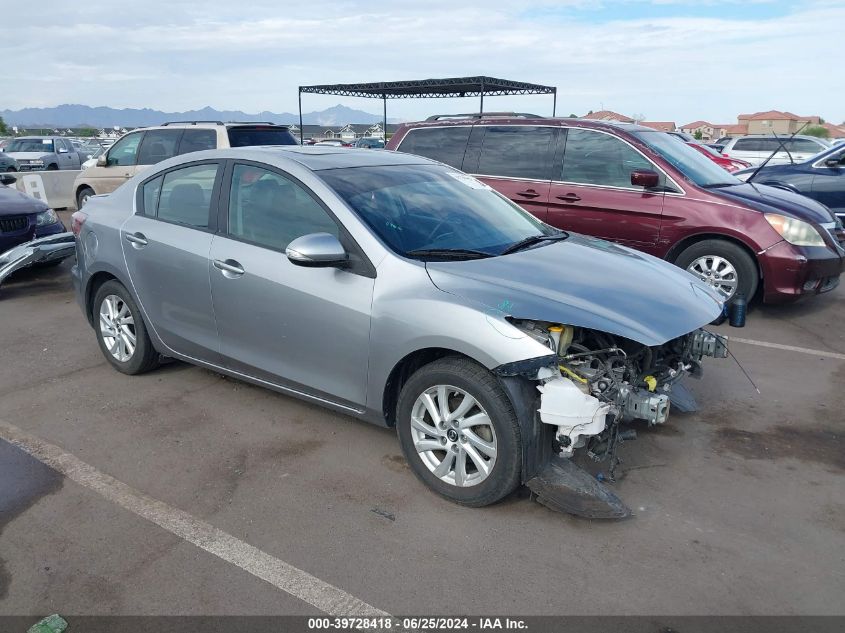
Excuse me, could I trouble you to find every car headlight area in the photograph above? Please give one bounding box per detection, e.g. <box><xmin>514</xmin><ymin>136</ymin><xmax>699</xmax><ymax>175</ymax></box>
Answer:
<box><xmin>36</xmin><ymin>209</ymin><xmax>60</xmax><ymax>227</ymax></box>
<box><xmin>764</xmin><ymin>213</ymin><xmax>826</xmax><ymax>247</ymax></box>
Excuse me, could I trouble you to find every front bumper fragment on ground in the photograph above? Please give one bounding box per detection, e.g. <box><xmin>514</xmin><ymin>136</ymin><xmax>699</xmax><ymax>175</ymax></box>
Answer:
<box><xmin>0</xmin><ymin>232</ymin><xmax>75</xmax><ymax>291</ymax></box>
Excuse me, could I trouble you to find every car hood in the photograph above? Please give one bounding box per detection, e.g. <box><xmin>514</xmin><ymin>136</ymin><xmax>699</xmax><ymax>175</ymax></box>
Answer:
<box><xmin>6</xmin><ymin>152</ymin><xmax>50</xmax><ymax>160</ymax></box>
<box><xmin>712</xmin><ymin>182</ymin><xmax>835</xmax><ymax>224</ymax></box>
<box><xmin>425</xmin><ymin>234</ymin><xmax>723</xmax><ymax>347</ymax></box>
<box><xmin>0</xmin><ymin>185</ymin><xmax>49</xmax><ymax>216</ymax></box>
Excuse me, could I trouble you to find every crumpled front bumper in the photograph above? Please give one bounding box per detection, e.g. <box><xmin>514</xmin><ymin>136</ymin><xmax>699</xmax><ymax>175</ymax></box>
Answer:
<box><xmin>0</xmin><ymin>232</ymin><xmax>75</xmax><ymax>291</ymax></box>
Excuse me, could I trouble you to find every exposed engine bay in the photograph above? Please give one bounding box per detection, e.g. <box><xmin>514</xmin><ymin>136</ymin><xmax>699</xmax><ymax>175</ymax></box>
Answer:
<box><xmin>499</xmin><ymin>320</ymin><xmax>728</xmax><ymax>518</ymax></box>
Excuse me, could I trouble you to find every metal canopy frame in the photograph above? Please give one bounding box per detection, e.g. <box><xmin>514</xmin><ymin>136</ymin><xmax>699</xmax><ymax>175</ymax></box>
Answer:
<box><xmin>297</xmin><ymin>76</ymin><xmax>557</xmax><ymax>143</ymax></box>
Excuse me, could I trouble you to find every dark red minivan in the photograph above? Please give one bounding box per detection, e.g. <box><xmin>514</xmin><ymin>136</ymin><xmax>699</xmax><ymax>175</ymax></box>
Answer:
<box><xmin>387</xmin><ymin>115</ymin><xmax>845</xmax><ymax>303</ymax></box>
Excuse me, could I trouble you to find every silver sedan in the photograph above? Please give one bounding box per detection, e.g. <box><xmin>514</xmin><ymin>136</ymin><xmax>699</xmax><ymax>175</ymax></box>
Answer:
<box><xmin>71</xmin><ymin>147</ymin><xmax>726</xmax><ymax>516</ymax></box>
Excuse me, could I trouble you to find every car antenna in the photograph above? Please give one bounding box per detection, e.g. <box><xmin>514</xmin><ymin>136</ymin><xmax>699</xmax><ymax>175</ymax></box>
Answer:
<box><xmin>746</xmin><ymin>122</ymin><xmax>809</xmax><ymax>184</ymax></box>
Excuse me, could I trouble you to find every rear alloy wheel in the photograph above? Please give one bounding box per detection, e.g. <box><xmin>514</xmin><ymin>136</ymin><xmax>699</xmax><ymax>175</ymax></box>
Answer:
<box><xmin>93</xmin><ymin>280</ymin><xmax>159</xmax><ymax>375</ymax></box>
<box><xmin>396</xmin><ymin>357</ymin><xmax>521</xmax><ymax>507</ymax></box>
<box><xmin>76</xmin><ymin>186</ymin><xmax>94</xmax><ymax>209</ymax></box>
<box><xmin>676</xmin><ymin>239</ymin><xmax>758</xmax><ymax>302</ymax></box>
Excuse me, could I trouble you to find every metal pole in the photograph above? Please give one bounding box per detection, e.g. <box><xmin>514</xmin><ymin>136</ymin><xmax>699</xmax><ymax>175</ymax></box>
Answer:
<box><xmin>383</xmin><ymin>94</ymin><xmax>387</xmax><ymax>143</ymax></box>
<box><xmin>298</xmin><ymin>88</ymin><xmax>304</xmax><ymax>144</ymax></box>
<box><xmin>480</xmin><ymin>78</ymin><xmax>485</xmax><ymax>114</ymax></box>
<box><xmin>552</xmin><ymin>88</ymin><xmax>557</xmax><ymax>117</ymax></box>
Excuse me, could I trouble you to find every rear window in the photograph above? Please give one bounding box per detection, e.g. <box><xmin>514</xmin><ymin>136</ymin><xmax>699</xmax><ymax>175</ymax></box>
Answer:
<box><xmin>396</xmin><ymin>126</ymin><xmax>471</xmax><ymax>169</ymax></box>
<box><xmin>227</xmin><ymin>127</ymin><xmax>297</xmax><ymax>147</ymax></box>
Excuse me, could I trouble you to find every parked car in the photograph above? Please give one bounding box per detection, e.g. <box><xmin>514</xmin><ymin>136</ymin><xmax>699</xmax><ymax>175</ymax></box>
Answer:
<box><xmin>71</xmin><ymin>146</ymin><xmax>727</xmax><ymax>514</ymax></box>
<box><xmin>734</xmin><ymin>143</ymin><xmax>845</xmax><ymax>225</ymax></box>
<box><xmin>72</xmin><ymin>121</ymin><xmax>298</xmax><ymax>208</ymax></box>
<box><xmin>80</xmin><ymin>147</ymin><xmax>106</xmax><ymax>170</ymax></box>
<box><xmin>387</xmin><ymin>116</ymin><xmax>844</xmax><ymax>303</ymax></box>
<box><xmin>0</xmin><ymin>152</ymin><xmax>19</xmax><ymax>172</ymax></box>
<box><xmin>686</xmin><ymin>142</ymin><xmax>752</xmax><ymax>173</ymax></box>
<box><xmin>0</xmin><ymin>173</ymin><xmax>66</xmax><ymax>253</ymax></box>
<box><xmin>667</xmin><ymin>131</ymin><xmax>695</xmax><ymax>142</ymax></box>
<box><xmin>4</xmin><ymin>136</ymin><xmax>83</xmax><ymax>171</ymax></box>
<box><xmin>720</xmin><ymin>134</ymin><xmax>830</xmax><ymax>166</ymax></box>
<box><xmin>354</xmin><ymin>137</ymin><xmax>385</xmax><ymax>149</ymax></box>
<box><xmin>709</xmin><ymin>137</ymin><xmax>733</xmax><ymax>152</ymax></box>
<box><xmin>314</xmin><ymin>139</ymin><xmax>349</xmax><ymax>147</ymax></box>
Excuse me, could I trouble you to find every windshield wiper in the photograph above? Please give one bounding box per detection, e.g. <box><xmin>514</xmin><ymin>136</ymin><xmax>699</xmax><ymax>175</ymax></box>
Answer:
<box><xmin>501</xmin><ymin>232</ymin><xmax>569</xmax><ymax>255</ymax></box>
<box><xmin>746</xmin><ymin>123</ymin><xmax>808</xmax><ymax>184</ymax></box>
<box><xmin>406</xmin><ymin>248</ymin><xmax>493</xmax><ymax>260</ymax></box>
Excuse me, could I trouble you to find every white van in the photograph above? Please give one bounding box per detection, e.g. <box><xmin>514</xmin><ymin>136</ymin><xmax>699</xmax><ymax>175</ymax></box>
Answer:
<box><xmin>721</xmin><ymin>135</ymin><xmax>829</xmax><ymax>166</ymax></box>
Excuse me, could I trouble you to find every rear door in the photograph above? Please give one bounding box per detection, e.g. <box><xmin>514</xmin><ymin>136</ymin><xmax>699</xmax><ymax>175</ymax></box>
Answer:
<box><xmin>547</xmin><ymin>127</ymin><xmax>666</xmax><ymax>248</ymax></box>
<box><xmin>121</xmin><ymin>161</ymin><xmax>222</xmax><ymax>362</ymax></box>
<box><xmin>467</xmin><ymin>125</ymin><xmax>555</xmax><ymax>222</ymax></box>
<box><xmin>208</xmin><ymin>161</ymin><xmax>374</xmax><ymax>407</ymax></box>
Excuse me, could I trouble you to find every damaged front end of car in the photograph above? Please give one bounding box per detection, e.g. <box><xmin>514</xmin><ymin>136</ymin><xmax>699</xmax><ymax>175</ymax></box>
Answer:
<box><xmin>495</xmin><ymin>321</ymin><xmax>728</xmax><ymax>519</ymax></box>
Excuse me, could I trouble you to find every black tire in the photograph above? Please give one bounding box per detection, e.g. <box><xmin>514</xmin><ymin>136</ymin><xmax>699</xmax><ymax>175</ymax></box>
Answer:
<box><xmin>396</xmin><ymin>356</ymin><xmax>522</xmax><ymax>507</ymax></box>
<box><xmin>76</xmin><ymin>186</ymin><xmax>95</xmax><ymax>209</ymax></box>
<box><xmin>46</xmin><ymin>164</ymin><xmax>58</xmax><ymax>171</ymax></box>
<box><xmin>92</xmin><ymin>280</ymin><xmax>159</xmax><ymax>375</ymax></box>
<box><xmin>5</xmin><ymin>167</ymin><xmax>15</xmax><ymax>172</ymax></box>
<box><xmin>675</xmin><ymin>239</ymin><xmax>758</xmax><ymax>302</ymax></box>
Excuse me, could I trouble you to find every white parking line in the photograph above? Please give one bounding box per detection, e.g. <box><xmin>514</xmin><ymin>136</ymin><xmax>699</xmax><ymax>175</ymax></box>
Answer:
<box><xmin>0</xmin><ymin>418</ymin><xmax>389</xmax><ymax>618</ymax></box>
<box><xmin>727</xmin><ymin>336</ymin><xmax>845</xmax><ymax>361</ymax></box>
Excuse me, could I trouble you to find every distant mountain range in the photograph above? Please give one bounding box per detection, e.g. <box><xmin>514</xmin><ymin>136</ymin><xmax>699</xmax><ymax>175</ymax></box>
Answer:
<box><xmin>0</xmin><ymin>104</ymin><xmax>401</xmax><ymax>128</ymax></box>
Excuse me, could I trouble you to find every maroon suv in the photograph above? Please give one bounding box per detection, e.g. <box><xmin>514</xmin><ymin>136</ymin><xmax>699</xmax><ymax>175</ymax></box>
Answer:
<box><xmin>387</xmin><ymin>116</ymin><xmax>845</xmax><ymax>303</ymax></box>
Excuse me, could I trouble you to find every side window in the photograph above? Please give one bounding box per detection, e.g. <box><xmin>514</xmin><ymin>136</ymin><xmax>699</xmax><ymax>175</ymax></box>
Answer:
<box><xmin>787</xmin><ymin>138</ymin><xmax>824</xmax><ymax>153</ymax></box>
<box><xmin>732</xmin><ymin>138</ymin><xmax>759</xmax><ymax>152</ymax></box>
<box><xmin>561</xmin><ymin>129</ymin><xmax>654</xmax><ymax>188</ymax></box>
<box><xmin>178</xmin><ymin>129</ymin><xmax>217</xmax><ymax>155</ymax></box>
<box><xmin>141</xmin><ymin>175</ymin><xmax>163</xmax><ymax>216</ymax></box>
<box><xmin>228</xmin><ymin>164</ymin><xmax>338</xmax><ymax>251</ymax></box>
<box><xmin>137</xmin><ymin>130</ymin><xmax>182</xmax><ymax>165</ymax></box>
<box><xmin>106</xmin><ymin>132</ymin><xmax>143</xmax><ymax>167</ymax></box>
<box><xmin>156</xmin><ymin>164</ymin><xmax>219</xmax><ymax>228</ymax></box>
<box><xmin>476</xmin><ymin>126</ymin><xmax>554</xmax><ymax>180</ymax></box>
<box><xmin>396</xmin><ymin>127</ymin><xmax>471</xmax><ymax>169</ymax></box>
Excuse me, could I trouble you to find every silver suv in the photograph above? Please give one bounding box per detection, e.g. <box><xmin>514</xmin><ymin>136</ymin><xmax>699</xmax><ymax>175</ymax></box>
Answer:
<box><xmin>71</xmin><ymin>147</ymin><xmax>726</xmax><ymax>517</ymax></box>
<box><xmin>721</xmin><ymin>134</ymin><xmax>829</xmax><ymax>166</ymax></box>
<box><xmin>72</xmin><ymin>121</ymin><xmax>297</xmax><ymax>208</ymax></box>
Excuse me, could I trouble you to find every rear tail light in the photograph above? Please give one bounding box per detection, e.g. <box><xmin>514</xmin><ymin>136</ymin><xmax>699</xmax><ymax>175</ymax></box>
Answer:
<box><xmin>71</xmin><ymin>211</ymin><xmax>88</xmax><ymax>237</ymax></box>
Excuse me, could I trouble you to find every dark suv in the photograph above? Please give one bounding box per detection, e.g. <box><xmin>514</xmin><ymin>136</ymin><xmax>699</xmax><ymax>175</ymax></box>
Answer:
<box><xmin>387</xmin><ymin>115</ymin><xmax>844</xmax><ymax>303</ymax></box>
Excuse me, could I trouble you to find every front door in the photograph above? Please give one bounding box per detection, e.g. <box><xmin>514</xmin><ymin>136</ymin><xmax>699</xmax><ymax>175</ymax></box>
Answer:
<box><xmin>121</xmin><ymin>161</ymin><xmax>222</xmax><ymax>362</ymax></box>
<box><xmin>85</xmin><ymin>131</ymin><xmax>145</xmax><ymax>195</ymax></box>
<box><xmin>812</xmin><ymin>149</ymin><xmax>845</xmax><ymax>217</ymax></box>
<box><xmin>547</xmin><ymin>128</ymin><xmax>666</xmax><ymax>249</ymax></box>
<box><xmin>209</xmin><ymin>162</ymin><xmax>374</xmax><ymax>407</ymax></box>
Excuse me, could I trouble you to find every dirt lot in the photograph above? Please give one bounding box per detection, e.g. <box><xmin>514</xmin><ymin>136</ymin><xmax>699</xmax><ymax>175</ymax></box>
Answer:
<box><xmin>1</xmin><ymin>215</ymin><xmax>843</xmax><ymax>617</ymax></box>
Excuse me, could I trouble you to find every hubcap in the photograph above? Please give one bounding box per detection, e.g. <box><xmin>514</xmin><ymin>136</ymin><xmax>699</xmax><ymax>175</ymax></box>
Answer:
<box><xmin>410</xmin><ymin>385</ymin><xmax>497</xmax><ymax>487</ymax></box>
<box><xmin>99</xmin><ymin>294</ymin><xmax>136</xmax><ymax>362</ymax></box>
<box><xmin>687</xmin><ymin>255</ymin><xmax>739</xmax><ymax>300</ymax></box>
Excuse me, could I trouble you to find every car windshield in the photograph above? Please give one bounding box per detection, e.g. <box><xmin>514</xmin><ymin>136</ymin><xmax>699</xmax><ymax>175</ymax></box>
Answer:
<box><xmin>7</xmin><ymin>139</ymin><xmax>54</xmax><ymax>153</ymax></box>
<box><xmin>635</xmin><ymin>131</ymin><xmax>739</xmax><ymax>187</ymax></box>
<box><xmin>319</xmin><ymin>164</ymin><xmax>557</xmax><ymax>257</ymax></box>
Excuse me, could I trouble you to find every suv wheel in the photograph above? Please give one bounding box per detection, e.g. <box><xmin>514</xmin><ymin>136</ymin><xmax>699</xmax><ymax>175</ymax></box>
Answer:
<box><xmin>46</xmin><ymin>164</ymin><xmax>58</xmax><ymax>171</ymax></box>
<box><xmin>92</xmin><ymin>280</ymin><xmax>159</xmax><ymax>375</ymax></box>
<box><xmin>396</xmin><ymin>357</ymin><xmax>521</xmax><ymax>507</ymax></box>
<box><xmin>675</xmin><ymin>239</ymin><xmax>758</xmax><ymax>302</ymax></box>
<box><xmin>76</xmin><ymin>187</ymin><xmax>95</xmax><ymax>209</ymax></box>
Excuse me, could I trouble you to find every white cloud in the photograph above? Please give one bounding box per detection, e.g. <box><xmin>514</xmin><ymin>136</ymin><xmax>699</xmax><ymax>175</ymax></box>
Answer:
<box><xmin>3</xmin><ymin>1</ymin><xmax>844</xmax><ymax>124</ymax></box>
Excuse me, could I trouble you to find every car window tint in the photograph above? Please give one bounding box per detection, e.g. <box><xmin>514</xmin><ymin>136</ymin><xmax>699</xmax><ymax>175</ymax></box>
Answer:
<box><xmin>179</xmin><ymin>129</ymin><xmax>217</xmax><ymax>154</ymax></box>
<box><xmin>137</xmin><ymin>130</ymin><xmax>182</xmax><ymax>165</ymax></box>
<box><xmin>227</xmin><ymin>127</ymin><xmax>298</xmax><ymax>147</ymax></box>
<box><xmin>106</xmin><ymin>133</ymin><xmax>143</xmax><ymax>166</ymax></box>
<box><xmin>156</xmin><ymin>164</ymin><xmax>218</xmax><ymax>227</ymax></box>
<box><xmin>228</xmin><ymin>164</ymin><xmax>338</xmax><ymax>251</ymax></box>
<box><xmin>562</xmin><ymin>129</ymin><xmax>654</xmax><ymax>188</ymax></box>
<box><xmin>477</xmin><ymin>126</ymin><xmax>553</xmax><ymax>180</ymax></box>
<box><xmin>396</xmin><ymin>127</ymin><xmax>471</xmax><ymax>169</ymax></box>
<box><xmin>786</xmin><ymin>138</ymin><xmax>824</xmax><ymax>153</ymax></box>
<box><xmin>141</xmin><ymin>175</ymin><xmax>163</xmax><ymax>216</ymax></box>
<box><xmin>733</xmin><ymin>138</ymin><xmax>762</xmax><ymax>151</ymax></box>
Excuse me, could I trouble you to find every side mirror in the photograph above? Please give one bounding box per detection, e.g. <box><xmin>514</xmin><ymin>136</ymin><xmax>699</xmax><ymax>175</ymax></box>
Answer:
<box><xmin>0</xmin><ymin>174</ymin><xmax>16</xmax><ymax>186</ymax></box>
<box><xmin>57</xmin><ymin>147</ymin><xmax>68</xmax><ymax>154</ymax></box>
<box><xmin>97</xmin><ymin>154</ymin><xmax>108</xmax><ymax>167</ymax></box>
<box><xmin>630</xmin><ymin>169</ymin><xmax>660</xmax><ymax>188</ymax></box>
<box><xmin>824</xmin><ymin>157</ymin><xmax>843</xmax><ymax>168</ymax></box>
<box><xmin>285</xmin><ymin>233</ymin><xmax>347</xmax><ymax>268</ymax></box>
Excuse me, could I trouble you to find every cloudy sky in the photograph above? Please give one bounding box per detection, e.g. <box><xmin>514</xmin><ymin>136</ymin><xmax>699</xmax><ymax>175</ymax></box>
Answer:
<box><xmin>5</xmin><ymin>0</ymin><xmax>844</xmax><ymax>125</ymax></box>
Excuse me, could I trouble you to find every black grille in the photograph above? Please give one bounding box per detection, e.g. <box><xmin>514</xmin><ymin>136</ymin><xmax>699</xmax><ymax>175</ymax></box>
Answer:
<box><xmin>0</xmin><ymin>215</ymin><xmax>28</xmax><ymax>233</ymax></box>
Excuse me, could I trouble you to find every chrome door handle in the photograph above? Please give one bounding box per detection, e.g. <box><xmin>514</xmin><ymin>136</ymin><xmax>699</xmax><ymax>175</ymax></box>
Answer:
<box><xmin>213</xmin><ymin>259</ymin><xmax>245</xmax><ymax>277</ymax></box>
<box><xmin>124</xmin><ymin>232</ymin><xmax>148</xmax><ymax>247</ymax></box>
<box><xmin>555</xmin><ymin>193</ymin><xmax>581</xmax><ymax>203</ymax></box>
<box><xmin>516</xmin><ymin>189</ymin><xmax>541</xmax><ymax>199</ymax></box>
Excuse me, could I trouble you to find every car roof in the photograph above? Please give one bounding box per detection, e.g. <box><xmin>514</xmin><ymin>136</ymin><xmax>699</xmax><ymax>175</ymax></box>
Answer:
<box><xmin>727</xmin><ymin>134</ymin><xmax>827</xmax><ymax>142</ymax></box>
<box><xmin>396</xmin><ymin>116</ymin><xmax>656</xmax><ymax>135</ymax></box>
<box><xmin>164</xmin><ymin>146</ymin><xmax>436</xmax><ymax>171</ymax></box>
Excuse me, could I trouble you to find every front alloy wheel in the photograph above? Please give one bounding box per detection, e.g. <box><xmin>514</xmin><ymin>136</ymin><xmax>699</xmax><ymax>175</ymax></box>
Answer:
<box><xmin>686</xmin><ymin>255</ymin><xmax>738</xmax><ymax>300</ymax></box>
<box><xmin>410</xmin><ymin>385</ymin><xmax>497</xmax><ymax>487</ymax></box>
